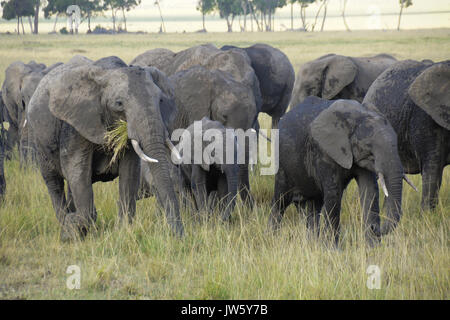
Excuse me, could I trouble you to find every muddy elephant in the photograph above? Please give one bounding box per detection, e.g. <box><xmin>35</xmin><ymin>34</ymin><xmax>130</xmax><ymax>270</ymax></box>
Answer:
<box><xmin>291</xmin><ymin>53</ymin><xmax>397</xmax><ymax>107</ymax></box>
<box><xmin>221</xmin><ymin>43</ymin><xmax>295</xmax><ymax>129</ymax></box>
<box><xmin>268</xmin><ymin>97</ymin><xmax>412</xmax><ymax>245</ymax></box>
<box><xmin>1</xmin><ymin>60</ymin><xmax>62</xmax><ymax>163</ymax></box>
<box><xmin>130</xmin><ymin>44</ymin><xmax>262</xmax><ymax>111</ymax></box>
<box><xmin>27</xmin><ymin>56</ymin><xmax>184</xmax><ymax>240</ymax></box>
<box><xmin>168</xmin><ymin>66</ymin><xmax>258</xmax><ymax>206</ymax></box>
<box><xmin>363</xmin><ymin>59</ymin><xmax>449</xmax><ymax>211</ymax></box>
<box><xmin>174</xmin><ymin>117</ymin><xmax>240</xmax><ymax>221</ymax></box>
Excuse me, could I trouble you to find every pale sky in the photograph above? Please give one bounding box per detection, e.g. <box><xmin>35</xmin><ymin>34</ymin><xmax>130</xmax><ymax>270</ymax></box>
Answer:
<box><xmin>132</xmin><ymin>0</ymin><xmax>450</xmax><ymax>17</ymax></box>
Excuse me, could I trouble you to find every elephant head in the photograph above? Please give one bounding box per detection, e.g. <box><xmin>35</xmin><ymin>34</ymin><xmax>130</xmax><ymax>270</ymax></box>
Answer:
<box><xmin>311</xmin><ymin>99</ymin><xmax>405</xmax><ymax>235</ymax></box>
<box><xmin>408</xmin><ymin>60</ymin><xmax>450</xmax><ymax>131</ymax></box>
<box><xmin>46</xmin><ymin>61</ymin><xmax>183</xmax><ymax>236</ymax></box>
<box><xmin>170</xmin><ymin>66</ymin><xmax>258</xmax><ymax>131</ymax></box>
<box><xmin>292</xmin><ymin>55</ymin><xmax>357</xmax><ymax>107</ymax></box>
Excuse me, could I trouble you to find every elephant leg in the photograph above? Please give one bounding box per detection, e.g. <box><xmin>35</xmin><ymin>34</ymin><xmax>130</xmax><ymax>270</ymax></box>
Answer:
<box><xmin>217</xmin><ymin>174</ymin><xmax>232</xmax><ymax>221</ymax></box>
<box><xmin>355</xmin><ymin>169</ymin><xmax>381</xmax><ymax>246</ymax></box>
<box><xmin>421</xmin><ymin>159</ymin><xmax>444</xmax><ymax>211</ymax></box>
<box><xmin>305</xmin><ymin>198</ymin><xmax>323</xmax><ymax>239</ymax></box>
<box><xmin>42</xmin><ymin>170</ymin><xmax>68</xmax><ymax>224</ymax></box>
<box><xmin>66</xmin><ymin>185</ymin><xmax>76</xmax><ymax>213</ymax></box>
<box><xmin>238</xmin><ymin>164</ymin><xmax>255</xmax><ymax>208</ymax></box>
<box><xmin>118</xmin><ymin>150</ymin><xmax>140</xmax><ymax>224</ymax></box>
<box><xmin>321</xmin><ymin>187</ymin><xmax>343</xmax><ymax>247</ymax></box>
<box><xmin>267</xmin><ymin>168</ymin><xmax>293</xmax><ymax>231</ymax></box>
<box><xmin>60</xmin><ymin>136</ymin><xmax>95</xmax><ymax>240</ymax></box>
<box><xmin>191</xmin><ymin>165</ymin><xmax>208</xmax><ymax>216</ymax></box>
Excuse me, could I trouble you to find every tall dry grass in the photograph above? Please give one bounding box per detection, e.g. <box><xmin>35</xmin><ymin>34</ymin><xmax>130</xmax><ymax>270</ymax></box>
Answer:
<box><xmin>0</xmin><ymin>30</ymin><xmax>449</xmax><ymax>299</ymax></box>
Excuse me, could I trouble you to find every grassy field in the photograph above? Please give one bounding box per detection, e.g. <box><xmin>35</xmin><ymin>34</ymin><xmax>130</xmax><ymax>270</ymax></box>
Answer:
<box><xmin>0</xmin><ymin>29</ymin><xmax>449</xmax><ymax>299</ymax></box>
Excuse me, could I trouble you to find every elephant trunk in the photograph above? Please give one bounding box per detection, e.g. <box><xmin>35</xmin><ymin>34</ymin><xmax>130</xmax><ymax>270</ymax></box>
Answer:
<box><xmin>142</xmin><ymin>139</ymin><xmax>184</xmax><ymax>237</ymax></box>
<box><xmin>128</xmin><ymin>111</ymin><xmax>184</xmax><ymax>237</ymax></box>
<box><xmin>376</xmin><ymin>155</ymin><xmax>404</xmax><ymax>235</ymax></box>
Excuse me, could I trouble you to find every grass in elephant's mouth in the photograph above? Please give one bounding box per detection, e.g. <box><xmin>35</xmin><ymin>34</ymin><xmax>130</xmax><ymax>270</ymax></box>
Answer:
<box><xmin>105</xmin><ymin>120</ymin><xmax>129</xmax><ymax>166</ymax></box>
<box><xmin>0</xmin><ymin>30</ymin><xmax>449</xmax><ymax>299</ymax></box>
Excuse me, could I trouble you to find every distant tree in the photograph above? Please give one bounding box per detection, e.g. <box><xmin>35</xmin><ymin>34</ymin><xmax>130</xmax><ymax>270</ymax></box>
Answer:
<box><xmin>253</xmin><ymin>0</ymin><xmax>286</xmax><ymax>31</ymax></box>
<box><xmin>1</xmin><ymin>0</ymin><xmax>35</xmax><ymax>34</ymax></box>
<box><xmin>154</xmin><ymin>0</ymin><xmax>166</xmax><ymax>33</ymax></box>
<box><xmin>196</xmin><ymin>0</ymin><xmax>215</xmax><ymax>31</ymax></box>
<box><xmin>397</xmin><ymin>0</ymin><xmax>412</xmax><ymax>30</ymax></box>
<box><xmin>341</xmin><ymin>0</ymin><xmax>350</xmax><ymax>31</ymax></box>
<box><xmin>44</xmin><ymin>0</ymin><xmax>104</xmax><ymax>33</ymax></box>
<box><xmin>216</xmin><ymin>0</ymin><xmax>242</xmax><ymax>32</ymax></box>
<box><xmin>114</xmin><ymin>0</ymin><xmax>141</xmax><ymax>32</ymax></box>
<box><xmin>296</xmin><ymin>0</ymin><xmax>314</xmax><ymax>31</ymax></box>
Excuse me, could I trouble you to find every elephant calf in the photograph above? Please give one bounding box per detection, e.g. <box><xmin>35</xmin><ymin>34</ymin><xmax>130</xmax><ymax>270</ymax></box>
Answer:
<box><xmin>268</xmin><ymin>97</ymin><xmax>411</xmax><ymax>245</ymax></box>
<box><xmin>175</xmin><ymin>117</ymin><xmax>240</xmax><ymax>221</ymax></box>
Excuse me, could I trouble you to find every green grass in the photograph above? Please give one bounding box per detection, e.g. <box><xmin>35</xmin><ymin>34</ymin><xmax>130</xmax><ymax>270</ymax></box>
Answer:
<box><xmin>0</xmin><ymin>29</ymin><xmax>449</xmax><ymax>299</ymax></box>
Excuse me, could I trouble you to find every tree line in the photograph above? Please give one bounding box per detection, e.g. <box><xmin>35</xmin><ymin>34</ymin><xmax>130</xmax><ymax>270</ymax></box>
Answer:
<box><xmin>1</xmin><ymin>0</ymin><xmax>414</xmax><ymax>35</ymax></box>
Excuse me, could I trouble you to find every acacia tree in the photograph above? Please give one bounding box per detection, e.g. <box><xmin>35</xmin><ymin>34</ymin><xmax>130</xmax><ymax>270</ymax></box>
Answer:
<box><xmin>196</xmin><ymin>0</ymin><xmax>215</xmax><ymax>31</ymax></box>
<box><xmin>44</xmin><ymin>0</ymin><xmax>104</xmax><ymax>33</ymax></box>
<box><xmin>252</xmin><ymin>0</ymin><xmax>286</xmax><ymax>32</ymax></box>
<box><xmin>341</xmin><ymin>0</ymin><xmax>350</xmax><ymax>31</ymax></box>
<box><xmin>1</xmin><ymin>0</ymin><xmax>35</xmax><ymax>34</ymax></box>
<box><xmin>397</xmin><ymin>0</ymin><xmax>412</xmax><ymax>30</ymax></box>
<box><xmin>216</xmin><ymin>0</ymin><xmax>242</xmax><ymax>32</ymax></box>
<box><xmin>296</xmin><ymin>0</ymin><xmax>314</xmax><ymax>31</ymax></box>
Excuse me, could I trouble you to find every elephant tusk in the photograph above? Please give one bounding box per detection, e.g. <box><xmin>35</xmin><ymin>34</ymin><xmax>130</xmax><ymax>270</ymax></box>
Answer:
<box><xmin>403</xmin><ymin>174</ymin><xmax>418</xmax><ymax>192</ymax></box>
<box><xmin>258</xmin><ymin>130</ymin><xmax>272</xmax><ymax>143</ymax></box>
<box><xmin>378</xmin><ymin>172</ymin><xmax>389</xmax><ymax>198</ymax></box>
<box><xmin>131</xmin><ymin>140</ymin><xmax>158</xmax><ymax>163</ymax></box>
<box><xmin>23</xmin><ymin>119</ymin><xmax>27</xmax><ymax>128</ymax></box>
<box><xmin>165</xmin><ymin>138</ymin><xmax>182</xmax><ymax>162</ymax></box>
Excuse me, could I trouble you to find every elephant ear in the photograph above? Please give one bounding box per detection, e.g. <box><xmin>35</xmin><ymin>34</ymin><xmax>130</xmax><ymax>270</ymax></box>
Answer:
<box><xmin>408</xmin><ymin>61</ymin><xmax>450</xmax><ymax>130</ymax></box>
<box><xmin>48</xmin><ymin>65</ymin><xmax>108</xmax><ymax>145</ymax></box>
<box><xmin>322</xmin><ymin>56</ymin><xmax>357</xmax><ymax>100</ymax></box>
<box><xmin>311</xmin><ymin>100</ymin><xmax>359</xmax><ymax>169</ymax></box>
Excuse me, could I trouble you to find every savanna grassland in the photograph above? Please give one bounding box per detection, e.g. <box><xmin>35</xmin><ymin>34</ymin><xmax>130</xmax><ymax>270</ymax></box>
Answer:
<box><xmin>0</xmin><ymin>29</ymin><xmax>449</xmax><ymax>299</ymax></box>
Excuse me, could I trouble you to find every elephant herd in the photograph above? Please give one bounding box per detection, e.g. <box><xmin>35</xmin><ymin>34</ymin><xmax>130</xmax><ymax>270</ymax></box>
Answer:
<box><xmin>0</xmin><ymin>43</ymin><xmax>448</xmax><ymax>246</ymax></box>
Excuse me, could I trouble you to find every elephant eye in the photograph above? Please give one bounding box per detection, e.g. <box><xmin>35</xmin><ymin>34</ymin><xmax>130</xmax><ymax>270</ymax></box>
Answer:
<box><xmin>116</xmin><ymin>100</ymin><xmax>123</xmax><ymax>107</ymax></box>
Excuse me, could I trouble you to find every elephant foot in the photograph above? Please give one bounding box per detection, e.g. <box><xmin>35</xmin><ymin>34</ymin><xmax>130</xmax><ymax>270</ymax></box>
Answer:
<box><xmin>60</xmin><ymin>213</ymin><xmax>93</xmax><ymax>242</ymax></box>
<box><xmin>365</xmin><ymin>224</ymin><xmax>381</xmax><ymax>247</ymax></box>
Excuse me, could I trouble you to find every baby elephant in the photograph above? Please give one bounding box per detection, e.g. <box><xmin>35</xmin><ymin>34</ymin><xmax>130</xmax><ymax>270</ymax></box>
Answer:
<box><xmin>268</xmin><ymin>97</ymin><xmax>412</xmax><ymax>246</ymax></box>
<box><xmin>175</xmin><ymin>117</ymin><xmax>240</xmax><ymax>221</ymax></box>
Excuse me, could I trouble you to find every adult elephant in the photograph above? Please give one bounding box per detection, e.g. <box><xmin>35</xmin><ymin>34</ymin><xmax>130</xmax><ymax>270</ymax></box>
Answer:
<box><xmin>175</xmin><ymin>117</ymin><xmax>240</xmax><ymax>222</ymax></box>
<box><xmin>291</xmin><ymin>53</ymin><xmax>397</xmax><ymax>107</ymax></box>
<box><xmin>268</xmin><ymin>97</ymin><xmax>412</xmax><ymax>245</ymax></box>
<box><xmin>27</xmin><ymin>56</ymin><xmax>184</xmax><ymax>241</ymax></box>
<box><xmin>129</xmin><ymin>48</ymin><xmax>176</xmax><ymax>73</ymax></box>
<box><xmin>168</xmin><ymin>66</ymin><xmax>258</xmax><ymax>206</ymax></box>
<box><xmin>363</xmin><ymin>60</ymin><xmax>450</xmax><ymax>211</ymax></box>
<box><xmin>130</xmin><ymin>44</ymin><xmax>262</xmax><ymax>111</ymax></box>
<box><xmin>1</xmin><ymin>60</ymin><xmax>62</xmax><ymax>163</ymax></box>
<box><xmin>221</xmin><ymin>43</ymin><xmax>295</xmax><ymax>129</ymax></box>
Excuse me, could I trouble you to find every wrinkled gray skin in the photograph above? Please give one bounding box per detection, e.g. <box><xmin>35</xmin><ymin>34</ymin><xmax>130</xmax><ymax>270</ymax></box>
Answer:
<box><xmin>168</xmin><ymin>66</ymin><xmax>258</xmax><ymax>206</ymax></box>
<box><xmin>1</xmin><ymin>60</ymin><xmax>62</xmax><ymax>164</ymax></box>
<box><xmin>175</xmin><ymin>117</ymin><xmax>239</xmax><ymax>222</ymax></box>
<box><xmin>363</xmin><ymin>60</ymin><xmax>450</xmax><ymax>213</ymax></box>
<box><xmin>131</xmin><ymin>45</ymin><xmax>262</xmax><ymax>206</ymax></box>
<box><xmin>291</xmin><ymin>54</ymin><xmax>397</xmax><ymax>107</ymax></box>
<box><xmin>268</xmin><ymin>97</ymin><xmax>404</xmax><ymax>245</ymax></box>
<box><xmin>221</xmin><ymin>43</ymin><xmax>295</xmax><ymax>129</ymax></box>
<box><xmin>27</xmin><ymin>56</ymin><xmax>184</xmax><ymax>240</ymax></box>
